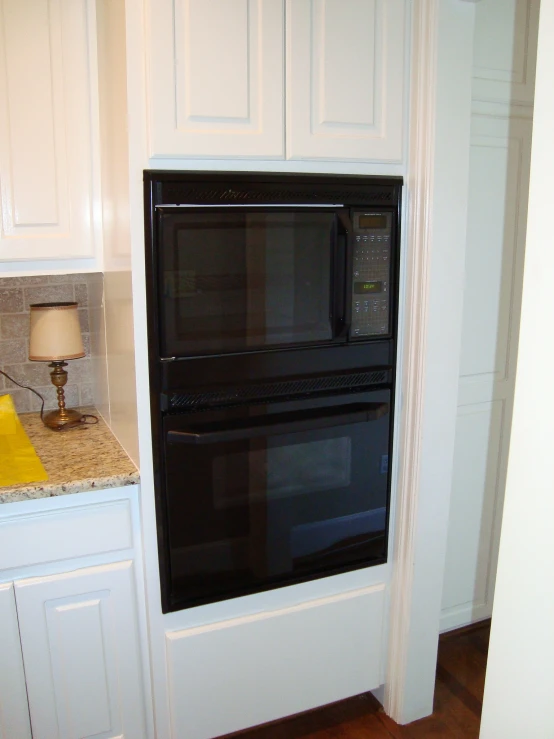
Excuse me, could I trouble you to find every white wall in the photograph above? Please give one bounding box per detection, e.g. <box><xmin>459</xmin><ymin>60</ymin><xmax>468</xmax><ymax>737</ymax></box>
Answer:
<box><xmin>480</xmin><ymin>0</ymin><xmax>554</xmax><ymax>735</ymax></box>
<box><xmin>95</xmin><ymin>0</ymin><xmax>139</xmax><ymax>465</ymax></box>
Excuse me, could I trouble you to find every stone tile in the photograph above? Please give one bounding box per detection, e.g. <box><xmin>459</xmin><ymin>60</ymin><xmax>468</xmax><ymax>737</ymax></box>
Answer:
<box><xmin>1</xmin><ymin>314</ymin><xmax>30</xmax><ymax>339</ymax></box>
<box><xmin>49</xmin><ymin>273</ymin><xmax>91</xmax><ymax>284</ymax></box>
<box><xmin>64</xmin><ymin>358</ymin><xmax>92</xmax><ymax>384</ymax></box>
<box><xmin>4</xmin><ymin>358</ymin><xmax>91</xmax><ymax>386</ymax></box>
<box><xmin>82</xmin><ymin>334</ymin><xmax>91</xmax><ymax>357</ymax></box>
<box><xmin>3</xmin><ymin>388</ymin><xmax>31</xmax><ymax>413</ymax></box>
<box><xmin>2</xmin><ymin>363</ymin><xmax>52</xmax><ymax>388</ymax></box>
<box><xmin>24</xmin><ymin>284</ymin><xmax>74</xmax><ymax>310</ymax></box>
<box><xmin>74</xmin><ymin>282</ymin><xmax>88</xmax><ymax>307</ymax></box>
<box><xmin>78</xmin><ymin>308</ymin><xmax>90</xmax><ymax>333</ymax></box>
<box><xmin>0</xmin><ymin>288</ymin><xmax>24</xmax><ymax>313</ymax></box>
<box><xmin>29</xmin><ymin>383</ymin><xmax>80</xmax><ymax>412</ymax></box>
<box><xmin>0</xmin><ymin>339</ymin><xmax>28</xmax><ymax>364</ymax></box>
<box><xmin>79</xmin><ymin>383</ymin><xmax>94</xmax><ymax>406</ymax></box>
<box><xmin>0</xmin><ymin>276</ymin><xmax>48</xmax><ymax>288</ymax></box>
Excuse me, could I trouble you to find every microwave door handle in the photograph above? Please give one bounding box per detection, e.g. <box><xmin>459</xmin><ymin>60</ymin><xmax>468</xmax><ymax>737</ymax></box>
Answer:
<box><xmin>167</xmin><ymin>402</ymin><xmax>389</xmax><ymax>445</ymax></box>
<box><xmin>335</xmin><ymin>212</ymin><xmax>353</xmax><ymax>339</ymax></box>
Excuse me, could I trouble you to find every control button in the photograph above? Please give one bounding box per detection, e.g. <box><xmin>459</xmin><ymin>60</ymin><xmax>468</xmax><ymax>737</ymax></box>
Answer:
<box><xmin>355</xmin><ymin>236</ymin><xmax>361</xmax><ymax>242</ymax></box>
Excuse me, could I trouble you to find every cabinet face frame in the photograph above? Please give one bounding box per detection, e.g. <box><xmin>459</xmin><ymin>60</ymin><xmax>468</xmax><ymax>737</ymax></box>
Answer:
<box><xmin>147</xmin><ymin>0</ymin><xmax>285</xmax><ymax>159</ymax></box>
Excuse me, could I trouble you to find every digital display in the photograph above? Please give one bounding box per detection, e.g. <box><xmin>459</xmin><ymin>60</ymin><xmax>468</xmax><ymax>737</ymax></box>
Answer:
<box><xmin>354</xmin><ymin>281</ymin><xmax>383</xmax><ymax>294</ymax></box>
<box><xmin>359</xmin><ymin>215</ymin><xmax>388</xmax><ymax>230</ymax></box>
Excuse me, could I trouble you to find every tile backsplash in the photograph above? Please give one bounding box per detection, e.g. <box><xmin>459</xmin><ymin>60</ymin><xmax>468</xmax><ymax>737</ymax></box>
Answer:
<box><xmin>0</xmin><ymin>274</ymin><xmax>100</xmax><ymax>414</ymax></box>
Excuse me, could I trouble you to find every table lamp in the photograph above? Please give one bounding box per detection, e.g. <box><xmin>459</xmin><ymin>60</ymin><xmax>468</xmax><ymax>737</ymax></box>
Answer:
<box><xmin>29</xmin><ymin>302</ymin><xmax>85</xmax><ymax>430</ymax></box>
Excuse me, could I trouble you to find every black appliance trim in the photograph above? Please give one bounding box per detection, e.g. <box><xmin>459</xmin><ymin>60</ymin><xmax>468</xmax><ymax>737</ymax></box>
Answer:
<box><xmin>166</xmin><ymin>402</ymin><xmax>388</xmax><ymax>444</ymax></box>
<box><xmin>166</xmin><ymin>368</ymin><xmax>392</xmax><ymax>411</ymax></box>
<box><xmin>146</xmin><ymin>170</ymin><xmax>403</xmax><ymax>207</ymax></box>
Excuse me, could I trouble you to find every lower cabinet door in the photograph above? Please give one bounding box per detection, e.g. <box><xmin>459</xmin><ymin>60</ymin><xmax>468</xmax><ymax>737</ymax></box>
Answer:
<box><xmin>0</xmin><ymin>582</ymin><xmax>32</xmax><ymax>739</ymax></box>
<box><xmin>14</xmin><ymin>561</ymin><xmax>147</xmax><ymax>739</ymax></box>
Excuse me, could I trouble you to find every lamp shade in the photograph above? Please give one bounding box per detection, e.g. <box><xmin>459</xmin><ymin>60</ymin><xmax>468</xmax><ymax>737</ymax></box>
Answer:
<box><xmin>29</xmin><ymin>302</ymin><xmax>85</xmax><ymax>361</ymax></box>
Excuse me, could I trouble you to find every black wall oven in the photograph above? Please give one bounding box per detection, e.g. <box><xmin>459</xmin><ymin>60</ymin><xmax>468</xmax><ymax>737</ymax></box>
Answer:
<box><xmin>144</xmin><ymin>171</ymin><xmax>402</xmax><ymax>613</ymax></box>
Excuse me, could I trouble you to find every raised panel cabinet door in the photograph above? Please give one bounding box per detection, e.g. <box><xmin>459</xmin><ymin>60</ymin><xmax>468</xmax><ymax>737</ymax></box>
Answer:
<box><xmin>0</xmin><ymin>583</ymin><xmax>32</xmax><ymax>739</ymax></box>
<box><xmin>472</xmin><ymin>0</ymin><xmax>539</xmax><ymax>106</ymax></box>
<box><xmin>0</xmin><ymin>0</ymin><xmax>99</xmax><ymax>264</ymax></box>
<box><xmin>148</xmin><ymin>0</ymin><xmax>284</xmax><ymax>159</ymax></box>
<box><xmin>441</xmin><ymin>114</ymin><xmax>533</xmax><ymax>632</ymax></box>
<box><xmin>286</xmin><ymin>0</ymin><xmax>407</xmax><ymax>162</ymax></box>
<box><xmin>15</xmin><ymin>561</ymin><xmax>147</xmax><ymax>739</ymax></box>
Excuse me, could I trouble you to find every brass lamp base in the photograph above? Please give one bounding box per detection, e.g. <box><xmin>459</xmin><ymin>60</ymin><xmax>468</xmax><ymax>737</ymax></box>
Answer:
<box><xmin>43</xmin><ymin>407</ymin><xmax>83</xmax><ymax>430</ymax></box>
<box><xmin>42</xmin><ymin>360</ymin><xmax>83</xmax><ymax>430</ymax></box>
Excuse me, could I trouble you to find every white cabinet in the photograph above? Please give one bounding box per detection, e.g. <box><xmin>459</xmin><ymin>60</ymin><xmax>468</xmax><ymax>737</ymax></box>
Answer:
<box><xmin>441</xmin><ymin>0</ymin><xmax>538</xmax><ymax>632</ymax></box>
<box><xmin>15</xmin><ymin>561</ymin><xmax>147</xmax><ymax>739</ymax></box>
<box><xmin>286</xmin><ymin>0</ymin><xmax>406</xmax><ymax>162</ymax></box>
<box><xmin>147</xmin><ymin>0</ymin><xmax>407</xmax><ymax>162</ymax></box>
<box><xmin>0</xmin><ymin>488</ymin><xmax>149</xmax><ymax>739</ymax></box>
<box><xmin>0</xmin><ymin>583</ymin><xmax>32</xmax><ymax>739</ymax></box>
<box><xmin>148</xmin><ymin>0</ymin><xmax>285</xmax><ymax>159</ymax></box>
<box><xmin>166</xmin><ymin>584</ymin><xmax>386</xmax><ymax>739</ymax></box>
<box><xmin>472</xmin><ymin>0</ymin><xmax>539</xmax><ymax>106</ymax></box>
<box><xmin>0</xmin><ymin>0</ymin><xmax>100</xmax><ymax>267</ymax></box>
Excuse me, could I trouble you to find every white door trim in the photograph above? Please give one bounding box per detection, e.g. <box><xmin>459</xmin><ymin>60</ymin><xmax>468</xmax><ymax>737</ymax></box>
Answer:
<box><xmin>384</xmin><ymin>0</ymin><xmax>439</xmax><ymax>722</ymax></box>
<box><xmin>384</xmin><ymin>0</ymin><xmax>476</xmax><ymax>724</ymax></box>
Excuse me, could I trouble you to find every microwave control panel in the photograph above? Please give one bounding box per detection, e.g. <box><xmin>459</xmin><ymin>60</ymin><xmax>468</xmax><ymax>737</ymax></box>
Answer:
<box><xmin>350</xmin><ymin>211</ymin><xmax>393</xmax><ymax>338</ymax></box>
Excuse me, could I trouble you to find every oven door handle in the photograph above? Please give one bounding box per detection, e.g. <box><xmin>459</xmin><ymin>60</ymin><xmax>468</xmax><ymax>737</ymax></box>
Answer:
<box><xmin>166</xmin><ymin>402</ymin><xmax>388</xmax><ymax>445</ymax></box>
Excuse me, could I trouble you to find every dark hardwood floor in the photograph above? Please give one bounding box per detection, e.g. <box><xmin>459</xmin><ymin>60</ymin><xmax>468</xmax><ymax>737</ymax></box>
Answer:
<box><xmin>223</xmin><ymin>621</ymin><xmax>490</xmax><ymax>739</ymax></box>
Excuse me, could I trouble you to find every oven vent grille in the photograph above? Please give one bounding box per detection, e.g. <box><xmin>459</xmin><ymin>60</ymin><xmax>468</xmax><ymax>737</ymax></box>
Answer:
<box><xmin>159</xmin><ymin>185</ymin><xmax>395</xmax><ymax>206</ymax></box>
<box><xmin>168</xmin><ymin>369</ymin><xmax>391</xmax><ymax>411</ymax></box>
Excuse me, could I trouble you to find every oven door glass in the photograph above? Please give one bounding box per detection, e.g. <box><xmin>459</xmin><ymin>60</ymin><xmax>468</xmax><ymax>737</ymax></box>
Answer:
<box><xmin>162</xmin><ymin>390</ymin><xmax>390</xmax><ymax>611</ymax></box>
<box><xmin>158</xmin><ymin>209</ymin><xmax>339</xmax><ymax>357</ymax></box>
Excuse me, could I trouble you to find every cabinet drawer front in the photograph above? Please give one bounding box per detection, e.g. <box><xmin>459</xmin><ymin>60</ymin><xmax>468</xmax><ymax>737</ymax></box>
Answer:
<box><xmin>166</xmin><ymin>583</ymin><xmax>386</xmax><ymax>739</ymax></box>
<box><xmin>0</xmin><ymin>500</ymin><xmax>132</xmax><ymax>571</ymax></box>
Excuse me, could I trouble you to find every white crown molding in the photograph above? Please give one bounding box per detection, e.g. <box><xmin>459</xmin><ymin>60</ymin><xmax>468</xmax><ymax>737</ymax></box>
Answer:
<box><xmin>383</xmin><ymin>0</ymin><xmax>439</xmax><ymax>721</ymax></box>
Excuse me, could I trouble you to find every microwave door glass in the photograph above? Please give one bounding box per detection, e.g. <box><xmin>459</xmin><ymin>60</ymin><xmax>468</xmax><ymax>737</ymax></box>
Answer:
<box><xmin>159</xmin><ymin>210</ymin><xmax>336</xmax><ymax>357</ymax></box>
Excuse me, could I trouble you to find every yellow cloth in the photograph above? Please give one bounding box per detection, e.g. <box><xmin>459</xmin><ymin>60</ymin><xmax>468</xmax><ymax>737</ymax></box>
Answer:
<box><xmin>0</xmin><ymin>395</ymin><xmax>48</xmax><ymax>486</ymax></box>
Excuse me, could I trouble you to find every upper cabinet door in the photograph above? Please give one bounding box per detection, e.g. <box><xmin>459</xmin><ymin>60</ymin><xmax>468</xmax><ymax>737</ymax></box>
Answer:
<box><xmin>472</xmin><ymin>0</ymin><xmax>540</xmax><ymax>106</ymax></box>
<box><xmin>286</xmin><ymin>0</ymin><xmax>407</xmax><ymax>162</ymax></box>
<box><xmin>0</xmin><ymin>0</ymin><xmax>99</xmax><ymax>264</ymax></box>
<box><xmin>148</xmin><ymin>0</ymin><xmax>285</xmax><ymax>159</ymax></box>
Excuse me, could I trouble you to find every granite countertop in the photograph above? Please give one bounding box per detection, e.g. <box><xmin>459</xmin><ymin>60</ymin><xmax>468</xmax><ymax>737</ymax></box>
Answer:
<box><xmin>0</xmin><ymin>407</ymin><xmax>140</xmax><ymax>504</ymax></box>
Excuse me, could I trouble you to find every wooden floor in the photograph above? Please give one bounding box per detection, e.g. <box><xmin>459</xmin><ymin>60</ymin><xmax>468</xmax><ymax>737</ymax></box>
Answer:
<box><xmin>225</xmin><ymin>621</ymin><xmax>490</xmax><ymax>739</ymax></box>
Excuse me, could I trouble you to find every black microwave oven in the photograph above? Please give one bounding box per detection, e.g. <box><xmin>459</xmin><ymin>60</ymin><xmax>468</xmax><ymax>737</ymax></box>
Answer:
<box><xmin>144</xmin><ymin>171</ymin><xmax>402</xmax><ymax>361</ymax></box>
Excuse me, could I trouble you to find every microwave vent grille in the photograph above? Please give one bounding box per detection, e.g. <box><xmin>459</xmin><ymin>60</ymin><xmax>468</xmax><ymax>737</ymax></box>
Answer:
<box><xmin>168</xmin><ymin>369</ymin><xmax>390</xmax><ymax>411</ymax></box>
<box><xmin>159</xmin><ymin>185</ymin><xmax>394</xmax><ymax>206</ymax></box>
